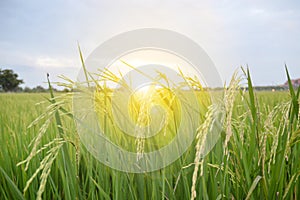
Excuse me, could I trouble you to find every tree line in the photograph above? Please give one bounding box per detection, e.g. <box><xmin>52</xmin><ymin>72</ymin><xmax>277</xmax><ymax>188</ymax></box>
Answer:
<box><xmin>0</xmin><ymin>68</ymin><xmax>295</xmax><ymax>93</ymax></box>
<box><xmin>0</xmin><ymin>68</ymin><xmax>70</xmax><ymax>93</ymax></box>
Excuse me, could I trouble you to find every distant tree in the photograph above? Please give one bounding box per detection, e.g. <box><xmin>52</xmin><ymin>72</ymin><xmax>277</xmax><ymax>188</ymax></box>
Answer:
<box><xmin>15</xmin><ymin>86</ymin><xmax>23</xmax><ymax>93</ymax></box>
<box><xmin>62</xmin><ymin>88</ymin><xmax>70</xmax><ymax>92</ymax></box>
<box><xmin>0</xmin><ymin>68</ymin><xmax>24</xmax><ymax>92</ymax></box>
<box><xmin>24</xmin><ymin>87</ymin><xmax>31</xmax><ymax>93</ymax></box>
<box><xmin>32</xmin><ymin>85</ymin><xmax>47</xmax><ymax>93</ymax></box>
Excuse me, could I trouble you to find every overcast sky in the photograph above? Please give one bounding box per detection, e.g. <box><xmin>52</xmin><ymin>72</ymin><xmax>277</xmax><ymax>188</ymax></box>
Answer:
<box><xmin>0</xmin><ymin>0</ymin><xmax>300</xmax><ymax>87</ymax></box>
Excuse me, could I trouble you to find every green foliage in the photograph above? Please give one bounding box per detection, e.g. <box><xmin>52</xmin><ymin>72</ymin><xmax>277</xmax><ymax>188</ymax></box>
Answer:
<box><xmin>0</xmin><ymin>68</ymin><xmax>299</xmax><ymax>199</ymax></box>
<box><xmin>0</xmin><ymin>68</ymin><xmax>23</xmax><ymax>92</ymax></box>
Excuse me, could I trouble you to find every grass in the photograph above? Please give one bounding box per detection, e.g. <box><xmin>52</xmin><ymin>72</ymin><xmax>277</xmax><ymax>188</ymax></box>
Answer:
<box><xmin>0</xmin><ymin>67</ymin><xmax>299</xmax><ymax>199</ymax></box>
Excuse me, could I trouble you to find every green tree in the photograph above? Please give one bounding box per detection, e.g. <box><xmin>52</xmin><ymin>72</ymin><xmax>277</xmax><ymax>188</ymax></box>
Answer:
<box><xmin>0</xmin><ymin>68</ymin><xmax>24</xmax><ymax>92</ymax></box>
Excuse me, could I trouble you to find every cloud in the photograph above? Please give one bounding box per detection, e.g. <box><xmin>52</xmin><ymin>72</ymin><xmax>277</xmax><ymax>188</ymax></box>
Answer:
<box><xmin>250</xmin><ymin>8</ymin><xmax>267</xmax><ymax>16</ymax></box>
<box><xmin>0</xmin><ymin>0</ymin><xmax>300</xmax><ymax>87</ymax></box>
<box><xmin>35</xmin><ymin>56</ymin><xmax>76</xmax><ymax>68</ymax></box>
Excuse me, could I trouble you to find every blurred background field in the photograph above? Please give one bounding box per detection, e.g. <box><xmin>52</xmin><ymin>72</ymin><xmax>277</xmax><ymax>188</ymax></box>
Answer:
<box><xmin>0</xmin><ymin>83</ymin><xmax>299</xmax><ymax>200</ymax></box>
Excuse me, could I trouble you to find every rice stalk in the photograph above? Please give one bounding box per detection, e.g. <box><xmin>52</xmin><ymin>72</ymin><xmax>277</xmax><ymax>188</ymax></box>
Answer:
<box><xmin>134</xmin><ymin>85</ymin><xmax>156</xmax><ymax>161</ymax></box>
<box><xmin>36</xmin><ymin>141</ymin><xmax>64</xmax><ymax>200</ymax></box>
<box><xmin>268</xmin><ymin>102</ymin><xmax>290</xmax><ymax>172</ymax></box>
<box><xmin>190</xmin><ymin>105</ymin><xmax>216</xmax><ymax>200</ymax></box>
<box><xmin>223</xmin><ymin>71</ymin><xmax>241</xmax><ymax>154</ymax></box>
<box><xmin>22</xmin><ymin>138</ymin><xmax>64</xmax><ymax>195</ymax></box>
<box><xmin>17</xmin><ymin>118</ymin><xmax>53</xmax><ymax>170</ymax></box>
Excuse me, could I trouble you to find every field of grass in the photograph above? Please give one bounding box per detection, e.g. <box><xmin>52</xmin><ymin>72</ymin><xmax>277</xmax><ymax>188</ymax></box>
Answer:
<box><xmin>0</xmin><ymin>70</ymin><xmax>300</xmax><ymax>200</ymax></box>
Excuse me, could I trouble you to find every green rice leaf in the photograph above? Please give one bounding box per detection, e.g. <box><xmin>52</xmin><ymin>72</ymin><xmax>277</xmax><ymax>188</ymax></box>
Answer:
<box><xmin>0</xmin><ymin>167</ymin><xmax>25</xmax><ymax>200</ymax></box>
<box><xmin>245</xmin><ymin>176</ymin><xmax>262</xmax><ymax>200</ymax></box>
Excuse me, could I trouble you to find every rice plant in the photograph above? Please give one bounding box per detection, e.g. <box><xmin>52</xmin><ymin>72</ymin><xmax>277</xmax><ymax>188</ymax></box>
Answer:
<box><xmin>0</xmin><ymin>59</ymin><xmax>299</xmax><ymax>199</ymax></box>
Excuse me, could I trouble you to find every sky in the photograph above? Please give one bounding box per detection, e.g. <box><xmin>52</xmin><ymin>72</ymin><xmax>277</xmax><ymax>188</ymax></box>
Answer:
<box><xmin>0</xmin><ymin>0</ymin><xmax>300</xmax><ymax>88</ymax></box>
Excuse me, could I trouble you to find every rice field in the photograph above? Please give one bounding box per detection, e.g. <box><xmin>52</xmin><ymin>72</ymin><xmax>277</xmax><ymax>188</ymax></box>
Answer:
<box><xmin>0</xmin><ymin>69</ymin><xmax>299</xmax><ymax>200</ymax></box>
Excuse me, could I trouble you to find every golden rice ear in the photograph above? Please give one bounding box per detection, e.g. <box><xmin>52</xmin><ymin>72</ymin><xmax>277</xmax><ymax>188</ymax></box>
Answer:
<box><xmin>223</xmin><ymin>70</ymin><xmax>242</xmax><ymax>154</ymax></box>
<box><xmin>190</xmin><ymin>105</ymin><xmax>216</xmax><ymax>200</ymax></box>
